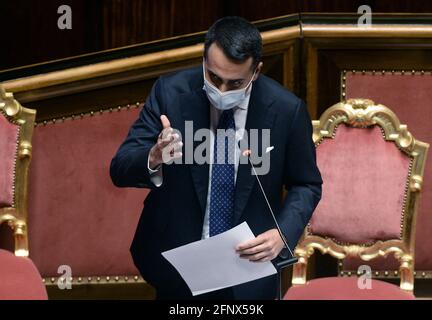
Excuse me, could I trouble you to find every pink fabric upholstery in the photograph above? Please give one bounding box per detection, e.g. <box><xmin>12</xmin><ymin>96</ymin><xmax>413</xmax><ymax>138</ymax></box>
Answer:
<box><xmin>27</xmin><ymin>107</ymin><xmax>148</xmax><ymax>277</ymax></box>
<box><xmin>0</xmin><ymin>249</ymin><xmax>47</xmax><ymax>300</ymax></box>
<box><xmin>310</xmin><ymin>125</ymin><xmax>410</xmax><ymax>244</ymax></box>
<box><xmin>345</xmin><ymin>71</ymin><xmax>432</xmax><ymax>269</ymax></box>
<box><xmin>343</xmin><ymin>256</ymin><xmax>400</xmax><ymax>272</ymax></box>
<box><xmin>284</xmin><ymin>277</ymin><xmax>415</xmax><ymax>300</ymax></box>
<box><xmin>0</xmin><ymin>115</ymin><xmax>19</xmax><ymax>207</ymax></box>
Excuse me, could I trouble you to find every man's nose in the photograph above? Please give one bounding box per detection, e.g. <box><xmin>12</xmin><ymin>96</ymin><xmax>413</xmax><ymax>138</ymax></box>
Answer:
<box><xmin>219</xmin><ymin>83</ymin><xmax>229</xmax><ymax>93</ymax></box>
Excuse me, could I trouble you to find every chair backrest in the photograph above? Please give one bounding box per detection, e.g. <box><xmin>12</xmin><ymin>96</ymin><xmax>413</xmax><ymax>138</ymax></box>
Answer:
<box><xmin>292</xmin><ymin>99</ymin><xmax>429</xmax><ymax>291</ymax></box>
<box><xmin>26</xmin><ymin>103</ymin><xmax>149</xmax><ymax>295</ymax></box>
<box><xmin>0</xmin><ymin>85</ymin><xmax>36</xmax><ymax>257</ymax></box>
<box><xmin>341</xmin><ymin>70</ymin><xmax>432</xmax><ymax>277</ymax></box>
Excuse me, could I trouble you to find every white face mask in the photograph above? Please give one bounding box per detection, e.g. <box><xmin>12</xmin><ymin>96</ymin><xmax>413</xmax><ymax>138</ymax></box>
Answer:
<box><xmin>202</xmin><ymin>62</ymin><xmax>256</xmax><ymax>110</ymax></box>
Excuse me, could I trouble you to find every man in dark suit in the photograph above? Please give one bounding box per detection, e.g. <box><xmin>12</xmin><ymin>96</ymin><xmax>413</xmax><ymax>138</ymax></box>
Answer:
<box><xmin>110</xmin><ymin>16</ymin><xmax>322</xmax><ymax>299</ymax></box>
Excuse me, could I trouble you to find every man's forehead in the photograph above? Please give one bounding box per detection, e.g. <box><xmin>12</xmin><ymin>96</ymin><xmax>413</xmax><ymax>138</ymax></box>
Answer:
<box><xmin>205</xmin><ymin>43</ymin><xmax>253</xmax><ymax>80</ymax></box>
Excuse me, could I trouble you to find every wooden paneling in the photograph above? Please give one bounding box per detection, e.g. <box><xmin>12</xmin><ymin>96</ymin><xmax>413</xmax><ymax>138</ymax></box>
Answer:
<box><xmin>22</xmin><ymin>45</ymin><xmax>298</xmax><ymax>122</ymax></box>
<box><xmin>225</xmin><ymin>0</ymin><xmax>300</xmax><ymax>21</ymax></box>
<box><xmin>0</xmin><ymin>0</ymin><xmax>94</xmax><ymax>70</ymax></box>
<box><xmin>302</xmin><ymin>38</ymin><xmax>432</xmax><ymax>118</ymax></box>
<box><xmin>300</xmin><ymin>0</ymin><xmax>432</xmax><ymax>12</ymax></box>
<box><xmin>2</xmin><ymin>26</ymin><xmax>300</xmax><ymax>122</ymax></box>
<box><xmin>3</xmin><ymin>1</ymin><xmax>432</xmax><ymax>70</ymax></box>
<box><xmin>101</xmin><ymin>0</ymin><xmax>222</xmax><ymax>48</ymax></box>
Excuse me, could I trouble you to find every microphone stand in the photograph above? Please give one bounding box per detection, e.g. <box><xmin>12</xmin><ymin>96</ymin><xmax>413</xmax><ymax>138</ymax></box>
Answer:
<box><xmin>243</xmin><ymin>149</ymin><xmax>298</xmax><ymax>300</ymax></box>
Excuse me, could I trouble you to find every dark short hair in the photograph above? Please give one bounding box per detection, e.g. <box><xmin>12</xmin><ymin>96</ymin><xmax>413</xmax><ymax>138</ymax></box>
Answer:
<box><xmin>204</xmin><ymin>16</ymin><xmax>262</xmax><ymax>70</ymax></box>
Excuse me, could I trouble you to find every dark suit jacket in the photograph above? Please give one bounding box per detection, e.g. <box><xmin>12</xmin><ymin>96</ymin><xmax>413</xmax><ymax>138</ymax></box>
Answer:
<box><xmin>110</xmin><ymin>66</ymin><xmax>322</xmax><ymax>299</ymax></box>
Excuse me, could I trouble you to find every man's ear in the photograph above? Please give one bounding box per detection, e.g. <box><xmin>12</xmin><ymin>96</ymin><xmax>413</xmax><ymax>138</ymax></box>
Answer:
<box><xmin>253</xmin><ymin>61</ymin><xmax>263</xmax><ymax>81</ymax></box>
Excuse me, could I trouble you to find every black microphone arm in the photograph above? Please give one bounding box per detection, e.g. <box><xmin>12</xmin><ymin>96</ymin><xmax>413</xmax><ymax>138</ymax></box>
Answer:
<box><xmin>243</xmin><ymin>149</ymin><xmax>298</xmax><ymax>299</ymax></box>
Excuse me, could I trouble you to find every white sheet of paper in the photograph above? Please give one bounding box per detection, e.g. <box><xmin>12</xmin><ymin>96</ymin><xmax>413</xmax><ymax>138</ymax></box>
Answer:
<box><xmin>161</xmin><ymin>222</ymin><xmax>277</xmax><ymax>296</ymax></box>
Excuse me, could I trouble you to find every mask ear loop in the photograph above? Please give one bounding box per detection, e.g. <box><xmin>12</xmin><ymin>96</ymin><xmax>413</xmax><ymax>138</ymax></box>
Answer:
<box><xmin>245</xmin><ymin>68</ymin><xmax>257</xmax><ymax>94</ymax></box>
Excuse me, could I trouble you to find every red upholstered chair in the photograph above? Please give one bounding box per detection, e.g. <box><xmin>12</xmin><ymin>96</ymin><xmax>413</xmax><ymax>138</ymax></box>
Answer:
<box><xmin>0</xmin><ymin>86</ymin><xmax>47</xmax><ymax>300</ymax></box>
<box><xmin>341</xmin><ymin>70</ymin><xmax>432</xmax><ymax>278</ymax></box>
<box><xmin>284</xmin><ymin>99</ymin><xmax>429</xmax><ymax>300</ymax></box>
<box><xmin>27</xmin><ymin>102</ymin><xmax>151</xmax><ymax>298</ymax></box>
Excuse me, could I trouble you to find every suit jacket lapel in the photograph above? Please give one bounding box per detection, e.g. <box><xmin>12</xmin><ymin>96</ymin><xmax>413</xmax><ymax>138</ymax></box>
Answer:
<box><xmin>180</xmin><ymin>88</ymin><xmax>210</xmax><ymax>215</ymax></box>
<box><xmin>233</xmin><ymin>76</ymin><xmax>276</xmax><ymax>224</ymax></box>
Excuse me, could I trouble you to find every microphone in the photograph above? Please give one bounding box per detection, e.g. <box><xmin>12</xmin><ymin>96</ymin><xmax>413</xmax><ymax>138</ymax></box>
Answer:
<box><xmin>242</xmin><ymin>148</ymin><xmax>298</xmax><ymax>299</ymax></box>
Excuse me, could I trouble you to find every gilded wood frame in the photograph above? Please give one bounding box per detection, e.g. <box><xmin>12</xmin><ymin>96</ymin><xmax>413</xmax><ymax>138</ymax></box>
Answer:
<box><xmin>0</xmin><ymin>86</ymin><xmax>36</xmax><ymax>257</ymax></box>
<box><xmin>292</xmin><ymin>99</ymin><xmax>429</xmax><ymax>291</ymax></box>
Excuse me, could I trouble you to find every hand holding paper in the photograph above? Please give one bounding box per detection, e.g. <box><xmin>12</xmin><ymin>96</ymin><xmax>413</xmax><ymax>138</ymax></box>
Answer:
<box><xmin>161</xmin><ymin>222</ymin><xmax>277</xmax><ymax>296</ymax></box>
